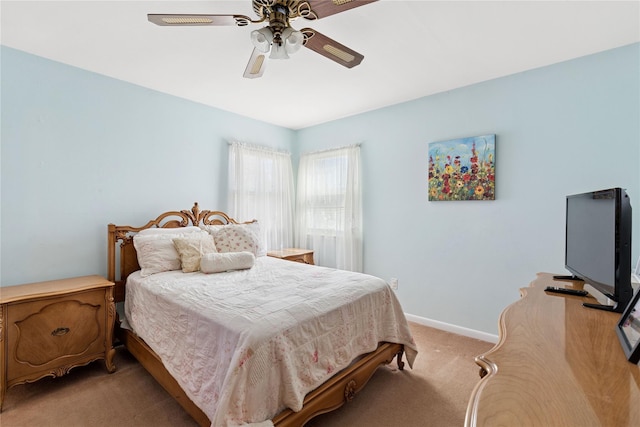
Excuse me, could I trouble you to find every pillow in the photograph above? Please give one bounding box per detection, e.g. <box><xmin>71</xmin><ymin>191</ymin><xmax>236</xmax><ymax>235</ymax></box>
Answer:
<box><xmin>200</xmin><ymin>251</ymin><xmax>255</xmax><ymax>274</ymax></box>
<box><xmin>138</xmin><ymin>226</ymin><xmax>203</xmax><ymax>236</ymax></box>
<box><xmin>203</xmin><ymin>221</ymin><xmax>266</xmax><ymax>257</ymax></box>
<box><xmin>243</xmin><ymin>221</ymin><xmax>267</xmax><ymax>257</ymax></box>
<box><xmin>214</xmin><ymin>224</ymin><xmax>260</xmax><ymax>256</ymax></box>
<box><xmin>199</xmin><ymin>224</ymin><xmax>224</xmax><ymax>236</ymax></box>
<box><xmin>172</xmin><ymin>235</ymin><xmax>217</xmax><ymax>273</ymax></box>
<box><xmin>133</xmin><ymin>229</ymin><xmax>209</xmax><ymax>277</ymax></box>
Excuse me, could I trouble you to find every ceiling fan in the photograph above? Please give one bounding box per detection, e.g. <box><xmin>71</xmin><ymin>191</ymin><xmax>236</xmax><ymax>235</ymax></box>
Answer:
<box><xmin>148</xmin><ymin>0</ymin><xmax>378</xmax><ymax>79</ymax></box>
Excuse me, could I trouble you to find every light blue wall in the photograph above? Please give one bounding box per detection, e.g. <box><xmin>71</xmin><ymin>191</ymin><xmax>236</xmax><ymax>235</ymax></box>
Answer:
<box><xmin>1</xmin><ymin>46</ymin><xmax>295</xmax><ymax>287</ymax></box>
<box><xmin>295</xmin><ymin>43</ymin><xmax>640</xmax><ymax>334</ymax></box>
<box><xmin>2</xmin><ymin>44</ymin><xmax>638</xmax><ymax>335</ymax></box>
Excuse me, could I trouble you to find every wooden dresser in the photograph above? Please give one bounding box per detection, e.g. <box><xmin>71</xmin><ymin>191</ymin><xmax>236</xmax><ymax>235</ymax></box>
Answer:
<box><xmin>0</xmin><ymin>275</ymin><xmax>116</xmax><ymax>410</ymax></box>
<box><xmin>267</xmin><ymin>248</ymin><xmax>315</xmax><ymax>265</ymax></box>
<box><xmin>466</xmin><ymin>273</ymin><xmax>640</xmax><ymax>426</ymax></box>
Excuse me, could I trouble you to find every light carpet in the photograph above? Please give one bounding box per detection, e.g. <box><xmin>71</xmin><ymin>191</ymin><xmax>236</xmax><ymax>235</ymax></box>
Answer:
<box><xmin>0</xmin><ymin>322</ymin><xmax>493</xmax><ymax>427</ymax></box>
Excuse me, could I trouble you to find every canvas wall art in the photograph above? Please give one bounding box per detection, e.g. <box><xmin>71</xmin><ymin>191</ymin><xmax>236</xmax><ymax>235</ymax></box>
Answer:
<box><xmin>428</xmin><ymin>134</ymin><xmax>496</xmax><ymax>201</ymax></box>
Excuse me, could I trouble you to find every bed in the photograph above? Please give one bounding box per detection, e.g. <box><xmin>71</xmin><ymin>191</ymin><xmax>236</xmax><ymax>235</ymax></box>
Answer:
<box><xmin>108</xmin><ymin>203</ymin><xmax>417</xmax><ymax>427</ymax></box>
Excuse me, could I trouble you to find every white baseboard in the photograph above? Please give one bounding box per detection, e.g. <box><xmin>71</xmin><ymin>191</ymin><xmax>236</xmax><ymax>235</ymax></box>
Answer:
<box><xmin>405</xmin><ymin>313</ymin><xmax>499</xmax><ymax>344</ymax></box>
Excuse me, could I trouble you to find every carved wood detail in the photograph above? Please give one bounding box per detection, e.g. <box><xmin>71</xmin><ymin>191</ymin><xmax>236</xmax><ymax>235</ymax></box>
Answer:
<box><xmin>104</xmin><ymin>287</ymin><xmax>116</xmax><ymax>373</ymax></box>
<box><xmin>344</xmin><ymin>379</ymin><xmax>357</xmax><ymax>402</ymax></box>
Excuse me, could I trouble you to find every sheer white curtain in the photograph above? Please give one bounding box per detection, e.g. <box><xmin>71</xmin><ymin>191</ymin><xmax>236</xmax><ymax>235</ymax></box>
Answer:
<box><xmin>228</xmin><ymin>141</ymin><xmax>295</xmax><ymax>251</ymax></box>
<box><xmin>295</xmin><ymin>145</ymin><xmax>362</xmax><ymax>272</ymax></box>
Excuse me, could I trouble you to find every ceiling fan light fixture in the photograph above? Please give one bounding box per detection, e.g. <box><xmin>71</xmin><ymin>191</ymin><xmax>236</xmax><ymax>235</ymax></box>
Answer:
<box><xmin>283</xmin><ymin>27</ymin><xmax>304</xmax><ymax>55</ymax></box>
<box><xmin>323</xmin><ymin>44</ymin><xmax>355</xmax><ymax>63</ymax></box>
<box><xmin>270</xmin><ymin>42</ymin><xmax>290</xmax><ymax>59</ymax></box>
<box><xmin>251</xmin><ymin>27</ymin><xmax>273</xmax><ymax>53</ymax></box>
<box><xmin>252</xmin><ymin>26</ymin><xmax>303</xmax><ymax>60</ymax></box>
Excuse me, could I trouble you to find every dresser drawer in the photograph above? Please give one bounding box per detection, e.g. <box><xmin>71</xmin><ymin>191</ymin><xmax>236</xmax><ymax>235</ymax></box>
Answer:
<box><xmin>0</xmin><ymin>276</ymin><xmax>116</xmax><ymax>408</ymax></box>
<box><xmin>6</xmin><ymin>289</ymin><xmax>106</xmax><ymax>381</ymax></box>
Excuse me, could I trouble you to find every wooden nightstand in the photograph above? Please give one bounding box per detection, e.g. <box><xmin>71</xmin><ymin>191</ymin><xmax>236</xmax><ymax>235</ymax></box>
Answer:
<box><xmin>267</xmin><ymin>248</ymin><xmax>315</xmax><ymax>265</ymax></box>
<box><xmin>0</xmin><ymin>275</ymin><xmax>116</xmax><ymax>410</ymax></box>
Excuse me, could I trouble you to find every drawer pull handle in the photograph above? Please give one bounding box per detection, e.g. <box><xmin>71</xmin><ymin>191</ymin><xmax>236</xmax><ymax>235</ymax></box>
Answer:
<box><xmin>51</xmin><ymin>327</ymin><xmax>70</xmax><ymax>336</ymax></box>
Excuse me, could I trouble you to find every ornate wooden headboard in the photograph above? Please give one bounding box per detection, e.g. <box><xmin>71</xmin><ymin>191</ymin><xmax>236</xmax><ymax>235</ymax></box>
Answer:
<box><xmin>107</xmin><ymin>202</ymin><xmax>239</xmax><ymax>302</ymax></box>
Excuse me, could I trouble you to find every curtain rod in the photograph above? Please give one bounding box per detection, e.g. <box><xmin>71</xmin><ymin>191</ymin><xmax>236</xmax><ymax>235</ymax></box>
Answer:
<box><xmin>302</xmin><ymin>143</ymin><xmax>362</xmax><ymax>156</ymax></box>
<box><xmin>228</xmin><ymin>140</ymin><xmax>291</xmax><ymax>155</ymax></box>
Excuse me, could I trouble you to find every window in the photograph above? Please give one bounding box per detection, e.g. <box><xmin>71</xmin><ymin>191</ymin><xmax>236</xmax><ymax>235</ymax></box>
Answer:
<box><xmin>228</xmin><ymin>142</ymin><xmax>294</xmax><ymax>251</ymax></box>
<box><xmin>295</xmin><ymin>145</ymin><xmax>362</xmax><ymax>271</ymax></box>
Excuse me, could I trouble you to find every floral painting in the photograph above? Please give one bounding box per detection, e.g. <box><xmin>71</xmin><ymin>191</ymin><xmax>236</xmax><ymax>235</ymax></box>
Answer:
<box><xmin>428</xmin><ymin>134</ymin><xmax>495</xmax><ymax>201</ymax></box>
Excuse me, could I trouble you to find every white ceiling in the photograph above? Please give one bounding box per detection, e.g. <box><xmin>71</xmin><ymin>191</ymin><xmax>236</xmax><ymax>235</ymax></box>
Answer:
<box><xmin>2</xmin><ymin>1</ymin><xmax>639</xmax><ymax>129</ymax></box>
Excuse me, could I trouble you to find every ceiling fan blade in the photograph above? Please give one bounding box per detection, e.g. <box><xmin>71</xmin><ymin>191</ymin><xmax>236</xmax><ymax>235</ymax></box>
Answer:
<box><xmin>301</xmin><ymin>28</ymin><xmax>364</xmax><ymax>68</ymax></box>
<box><xmin>147</xmin><ymin>14</ymin><xmax>253</xmax><ymax>27</ymax></box>
<box><xmin>299</xmin><ymin>0</ymin><xmax>378</xmax><ymax>20</ymax></box>
<box><xmin>243</xmin><ymin>48</ymin><xmax>268</xmax><ymax>79</ymax></box>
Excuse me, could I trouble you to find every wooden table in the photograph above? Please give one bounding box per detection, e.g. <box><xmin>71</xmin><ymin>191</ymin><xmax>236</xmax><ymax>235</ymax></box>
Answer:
<box><xmin>465</xmin><ymin>272</ymin><xmax>640</xmax><ymax>426</ymax></box>
<box><xmin>267</xmin><ymin>248</ymin><xmax>314</xmax><ymax>265</ymax></box>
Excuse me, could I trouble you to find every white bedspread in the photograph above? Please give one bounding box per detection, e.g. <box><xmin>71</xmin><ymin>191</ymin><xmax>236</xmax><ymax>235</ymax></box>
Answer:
<box><xmin>125</xmin><ymin>256</ymin><xmax>417</xmax><ymax>427</ymax></box>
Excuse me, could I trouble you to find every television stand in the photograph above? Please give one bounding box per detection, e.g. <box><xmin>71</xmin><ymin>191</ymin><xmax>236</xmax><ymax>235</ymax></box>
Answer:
<box><xmin>551</xmin><ymin>276</ymin><xmax>626</xmax><ymax>312</ymax></box>
<box><xmin>465</xmin><ymin>272</ymin><xmax>640</xmax><ymax>426</ymax></box>
<box><xmin>552</xmin><ymin>274</ymin><xmax>583</xmax><ymax>281</ymax></box>
<box><xmin>583</xmin><ymin>301</ymin><xmax>624</xmax><ymax>313</ymax></box>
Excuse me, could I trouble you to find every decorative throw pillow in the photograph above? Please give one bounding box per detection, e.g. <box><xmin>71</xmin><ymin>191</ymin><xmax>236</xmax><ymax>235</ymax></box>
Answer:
<box><xmin>243</xmin><ymin>221</ymin><xmax>267</xmax><ymax>257</ymax></box>
<box><xmin>214</xmin><ymin>224</ymin><xmax>260</xmax><ymax>256</ymax></box>
<box><xmin>200</xmin><ymin>251</ymin><xmax>255</xmax><ymax>274</ymax></box>
<box><xmin>133</xmin><ymin>229</ymin><xmax>209</xmax><ymax>277</ymax></box>
<box><xmin>204</xmin><ymin>221</ymin><xmax>266</xmax><ymax>257</ymax></box>
<box><xmin>172</xmin><ymin>235</ymin><xmax>217</xmax><ymax>273</ymax></box>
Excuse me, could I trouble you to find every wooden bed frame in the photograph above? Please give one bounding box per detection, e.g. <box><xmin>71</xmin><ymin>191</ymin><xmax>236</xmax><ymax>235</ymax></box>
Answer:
<box><xmin>108</xmin><ymin>203</ymin><xmax>405</xmax><ymax>427</ymax></box>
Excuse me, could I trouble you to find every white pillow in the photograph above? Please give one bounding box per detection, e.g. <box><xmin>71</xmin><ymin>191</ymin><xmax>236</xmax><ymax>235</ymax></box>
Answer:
<box><xmin>138</xmin><ymin>226</ymin><xmax>203</xmax><ymax>235</ymax></box>
<box><xmin>243</xmin><ymin>221</ymin><xmax>267</xmax><ymax>257</ymax></box>
<box><xmin>199</xmin><ymin>224</ymin><xmax>224</xmax><ymax>236</ymax></box>
<box><xmin>172</xmin><ymin>235</ymin><xmax>217</xmax><ymax>273</ymax></box>
<box><xmin>200</xmin><ymin>251</ymin><xmax>255</xmax><ymax>274</ymax></box>
<box><xmin>133</xmin><ymin>229</ymin><xmax>209</xmax><ymax>277</ymax></box>
<box><xmin>203</xmin><ymin>221</ymin><xmax>266</xmax><ymax>257</ymax></box>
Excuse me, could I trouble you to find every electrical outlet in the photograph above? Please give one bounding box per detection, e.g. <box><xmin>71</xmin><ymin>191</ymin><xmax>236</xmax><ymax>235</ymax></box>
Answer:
<box><xmin>389</xmin><ymin>278</ymin><xmax>398</xmax><ymax>290</ymax></box>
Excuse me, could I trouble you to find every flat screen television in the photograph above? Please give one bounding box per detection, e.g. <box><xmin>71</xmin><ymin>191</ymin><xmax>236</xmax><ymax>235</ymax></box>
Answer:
<box><xmin>557</xmin><ymin>187</ymin><xmax>633</xmax><ymax>313</ymax></box>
